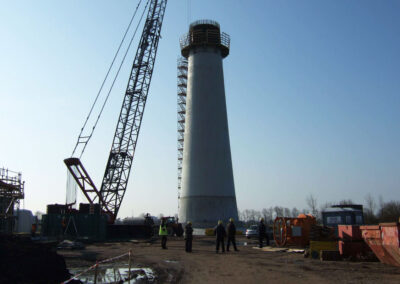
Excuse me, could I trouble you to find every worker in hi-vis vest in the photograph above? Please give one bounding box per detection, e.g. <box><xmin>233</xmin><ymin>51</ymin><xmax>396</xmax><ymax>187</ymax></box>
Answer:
<box><xmin>159</xmin><ymin>218</ymin><xmax>168</xmax><ymax>249</ymax></box>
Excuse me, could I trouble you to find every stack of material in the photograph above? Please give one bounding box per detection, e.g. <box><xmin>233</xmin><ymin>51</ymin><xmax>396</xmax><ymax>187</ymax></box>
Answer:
<box><xmin>338</xmin><ymin>225</ymin><xmax>374</xmax><ymax>260</ymax></box>
<box><xmin>309</xmin><ymin>224</ymin><xmax>336</xmax><ymax>241</ymax></box>
<box><xmin>306</xmin><ymin>225</ymin><xmax>338</xmax><ymax>259</ymax></box>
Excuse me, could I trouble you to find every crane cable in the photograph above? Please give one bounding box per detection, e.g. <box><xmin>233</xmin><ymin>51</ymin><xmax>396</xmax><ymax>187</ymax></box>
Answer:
<box><xmin>187</xmin><ymin>0</ymin><xmax>191</xmax><ymax>25</ymax></box>
<box><xmin>71</xmin><ymin>0</ymin><xmax>146</xmax><ymax>158</ymax></box>
<box><xmin>77</xmin><ymin>0</ymin><xmax>150</xmax><ymax>159</ymax></box>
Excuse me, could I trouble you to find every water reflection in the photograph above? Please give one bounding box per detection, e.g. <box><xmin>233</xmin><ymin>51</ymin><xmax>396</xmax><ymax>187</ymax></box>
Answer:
<box><xmin>69</xmin><ymin>264</ymin><xmax>155</xmax><ymax>284</ymax></box>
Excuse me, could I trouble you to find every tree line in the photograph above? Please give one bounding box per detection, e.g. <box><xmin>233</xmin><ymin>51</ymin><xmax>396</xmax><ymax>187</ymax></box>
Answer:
<box><xmin>239</xmin><ymin>193</ymin><xmax>400</xmax><ymax>225</ymax></box>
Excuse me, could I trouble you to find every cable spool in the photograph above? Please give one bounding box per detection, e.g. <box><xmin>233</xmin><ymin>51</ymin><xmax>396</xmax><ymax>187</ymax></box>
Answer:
<box><xmin>273</xmin><ymin>214</ymin><xmax>317</xmax><ymax>247</ymax></box>
<box><xmin>273</xmin><ymin>217</ymin><xmax>288</xmax><ymax>247</ymax></box>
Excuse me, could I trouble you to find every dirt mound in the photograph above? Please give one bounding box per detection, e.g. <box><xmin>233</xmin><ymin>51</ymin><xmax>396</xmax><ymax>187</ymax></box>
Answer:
<box><xmin>0</xmin><ymin>234</ymin><xmax>73</xmax><ymax>283</ymax></box>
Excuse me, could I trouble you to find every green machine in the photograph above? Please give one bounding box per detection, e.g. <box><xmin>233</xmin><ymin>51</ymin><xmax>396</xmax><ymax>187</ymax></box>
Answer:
<box><xmin>41</xmin><ymin>204</ymin><xmax>107</xmax><ymax>241</ymax></box>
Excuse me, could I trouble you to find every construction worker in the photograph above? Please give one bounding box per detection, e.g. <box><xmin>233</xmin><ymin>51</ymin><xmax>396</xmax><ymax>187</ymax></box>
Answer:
<box><xmin>226</xmin><ymin>218</ymin><xmax>239</xmax><ymax>252</ymax></box>
<box><xmin>185</xmin><ymin>221</ymin><xmax>193</xmax><ymax>252</ymax></box>
<box><xmin>214</xmin><ymin>220</ymin><xmax>226</xmax><ymax>253</ymax></box>
<box><xmin>258</xmin><ymin>217</ymin><xmax>270</xmax><ymax>248</ymax></box>
<box><xmin>159</xmin><ymin>218</ymin><xmax>168</xmax><ymax>249</ymax></box>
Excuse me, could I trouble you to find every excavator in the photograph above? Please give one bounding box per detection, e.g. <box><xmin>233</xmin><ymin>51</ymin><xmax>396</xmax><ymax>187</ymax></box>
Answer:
<box><xmin>64</xmin><ymin>0</ymin><xmax>172</xmax><ymax>227</ymax></box>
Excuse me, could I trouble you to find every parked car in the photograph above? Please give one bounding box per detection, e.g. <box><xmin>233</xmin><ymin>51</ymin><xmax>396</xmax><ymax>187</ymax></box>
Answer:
<box><xmin>245</xmin><ymin>225</ymin><xmax>259</xmax><ymax>239</ymax></box>
<box><xmin>245</xmin><ymin>224</ymin><xmax>273</xmax><ymax>240</ymax></box>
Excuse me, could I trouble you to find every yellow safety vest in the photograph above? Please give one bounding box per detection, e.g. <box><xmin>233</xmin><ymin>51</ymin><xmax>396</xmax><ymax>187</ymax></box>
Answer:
<box><xmin>159</xmin><ymin>224</ymin><xmax>168</xmax><ymax>236</ymax></box>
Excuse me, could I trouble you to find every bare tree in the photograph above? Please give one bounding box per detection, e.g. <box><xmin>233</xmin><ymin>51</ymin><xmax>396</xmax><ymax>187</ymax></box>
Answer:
<box><xmin>239</xmin><ymin>210</ymin><xmax>245</xmax><ymax>221</ymax></box>
<box><xmin>365</xmin><ymin>194</ymin><xmax>376</xmax><ymax>214</ymax></box>
<box><xmin>254</xmin><ymin>209</ymin><xmax>262</xmax><ymax>221</ymax></box>
<box><xmin>262</xmin><ymin>207</ymin><xmax>274</xmax><ymax>223</ymax></box>
<box><xmin>378</xmin><ymin>195</ymin><xmax>384</xmax><ymax>211</ymax></box>
<box><xmin>274</xmin><ymin>206</ymin><xmax>284</xmax><ymax>217</ymax></box>
<box><xmin>247</xmin><ymin>209</ymin><xmax>256</xmax><ymax>221</ymax></box>
<box><xmin>243</xmin><ymin>210</ymin><xmax>248</xmax><ymax>222</ymax></box>
<box><xmin>364</xmin><ymin>194</ymin><xmax>379</xmax><ymax>224</ymax></box>
<box><xmin>320</xmin><ymin>202</ymin><xmax>332</xmax><ymax>211</ymax></box>
<box><xmin>240</xmin><ymin>209</ymin><xmax>262</xmax><ymax>223</ymax></box>
<box><xmin>306</xmin><ymin>194</ymin><xmax>318</xmax><ymax>217</ymax></box>
<box><xmin>338</xmin><ymin>199</ymin><xmax>354</xmax><ymax>205</ymax></box>
<box><xmin>242</xmin><ymin>209</ymin><xmax>251</xmax><ymax>222</ymax></box>
<box><xmin>268</xmin><ymin>207</ymin><xmax>274</xmax><ymax>222</ymax></box>
<box><xmin>291</xmin><ymin>207</ymin><xmax>299</xmax><ymax>218</ymax></box>
<box><xmin>238</xmin><ymin>209</ymin><xmax>243</xmax><ymax>221</ymax></box>
<box><xmin>261</xmin><ymin>208</ymin><xmax>268</xmax><ymax>221</ymax></box>
<box><xmin>378</xmin><ymin>201</ymin><xmax>400</xmax><ymax>222</ymax></box>
<box><xmin>284</xmin><ymin>207</ymin><xmax>291</xmax><ymax>217</ymax></box>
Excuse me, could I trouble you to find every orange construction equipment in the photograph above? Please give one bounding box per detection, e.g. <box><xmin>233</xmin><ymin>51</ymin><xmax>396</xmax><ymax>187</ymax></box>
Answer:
<box><xmin>360</xmin><ymin>222</ymin><xmax>400</xmax><ymax>267</ymax></box>
<box><xmin>273</xmin><ymin>214</ymin><xmax>317</xmax><ymax>247</ymax></box>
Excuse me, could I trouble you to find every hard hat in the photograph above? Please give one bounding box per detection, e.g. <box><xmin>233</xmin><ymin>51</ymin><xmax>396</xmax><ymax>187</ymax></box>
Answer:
<box><xmin>187</xmin><ymin>221</ymin><xmax>192</xmax><ymax>225</ymax></box>
<box><xmin>218</xmin><ymin>220</ymin><xmax>222</xmax><ymax>225</ymax></box>
<box><xmin>260</xmin><ymin>218</ymin><xmax>264</xmax><ymax>222</ymax></box>
<box><xmin>229</xmin><ymin>218</ymin><xmax>234</xmax><ymax>222</ymax></box>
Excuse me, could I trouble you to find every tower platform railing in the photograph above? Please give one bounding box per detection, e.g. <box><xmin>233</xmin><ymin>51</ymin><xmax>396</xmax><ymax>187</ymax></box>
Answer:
<box><xmin>180</xmin><ymin>30</ymin><xmax>230</xmax><ymax>58</ymax></box>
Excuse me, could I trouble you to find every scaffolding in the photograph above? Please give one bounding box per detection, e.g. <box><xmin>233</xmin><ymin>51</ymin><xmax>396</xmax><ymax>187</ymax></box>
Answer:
<box><xmin>177</xmin><ymin>57</ymin><xmax>188</xmax><ymax>208</ymax></box>
<box><xmin>0</xmin><ymin>168</ymin><xmax>25</xmax><ymax>233</ymax></box>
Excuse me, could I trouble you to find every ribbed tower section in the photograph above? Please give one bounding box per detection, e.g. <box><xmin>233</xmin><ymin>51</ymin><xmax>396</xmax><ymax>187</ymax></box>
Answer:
<box><xmin>178</xmin><ymin>20</ymin><xmax>238</xmax><ymax>226</ymax></box>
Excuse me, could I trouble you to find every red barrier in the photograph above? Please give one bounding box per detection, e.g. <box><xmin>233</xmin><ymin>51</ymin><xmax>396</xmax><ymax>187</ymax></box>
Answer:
<box><xmin>338</xmin><ymin>225</ymin><xmax>372</xmax><ymax>259</ymax></box>
<box><xmin>338</xmin><ymin>225</ymin><xmax>362</xmax><ymax>241</ymax></box>
<box><xmin>338</xmin><ymin>240</ymin><xmax>372</xmax><ymax>258</ymax></box>
<box><xmin>381</xmin><ymin>223</ymin><xmax>400</xmax><ymax>266</ymax></box>
<box><xmin>360</xmin><ymin>224</ymin><xmax>400</xmax><ymax>267</ymax></box>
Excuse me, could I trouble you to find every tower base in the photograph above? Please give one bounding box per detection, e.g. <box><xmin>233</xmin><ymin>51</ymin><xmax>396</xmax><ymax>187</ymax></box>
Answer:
<box><xmin>179</xmin><ymin>195</ymin><xmax>238</xmax><ymax>227</ymax></box>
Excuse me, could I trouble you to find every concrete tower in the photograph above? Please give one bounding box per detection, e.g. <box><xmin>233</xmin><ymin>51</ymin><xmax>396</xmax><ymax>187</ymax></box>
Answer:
<box><xmin>178</xmin><ymin>20</ymin><xmax>238</xmax><ymax>226</ymax></box>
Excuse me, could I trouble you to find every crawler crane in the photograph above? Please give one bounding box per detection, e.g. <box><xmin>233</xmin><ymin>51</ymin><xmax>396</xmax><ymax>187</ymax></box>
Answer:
<box><xmin>65</xmin><ymin>0</ymin><xmax>168</xmax><ymax>223</ymax></box>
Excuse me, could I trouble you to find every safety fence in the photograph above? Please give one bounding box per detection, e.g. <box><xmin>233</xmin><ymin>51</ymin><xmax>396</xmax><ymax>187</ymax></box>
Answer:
<box><xmin>62</xmin><ymin>250</ymin><xmax>133</xmax><ymax>284</ymax></box>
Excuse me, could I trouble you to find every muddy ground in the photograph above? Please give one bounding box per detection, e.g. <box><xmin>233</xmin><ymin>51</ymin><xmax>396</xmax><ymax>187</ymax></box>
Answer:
<box><xmin>60</xmin><ymin>236</ymin><xmax>400</xmax><ymax>283</ymax></box>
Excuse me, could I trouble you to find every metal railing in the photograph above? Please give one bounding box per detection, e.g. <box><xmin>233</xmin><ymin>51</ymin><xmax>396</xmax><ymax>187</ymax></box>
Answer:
<box><xmin>180</xmin><ymin>30</ymin><xmax>230</xmax><ymax>51</ymax></box>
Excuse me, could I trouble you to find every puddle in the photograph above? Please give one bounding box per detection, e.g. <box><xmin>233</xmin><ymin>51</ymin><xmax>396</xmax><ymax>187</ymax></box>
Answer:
<box><xmin>69</xmin><ymin>264</ymin><xmax>155</xmax><ymax>283</ymax></box>
<box><xmin>193</xmin><ymin>228</ymin><xmax>205</xmax><ymax>235</ymax></box>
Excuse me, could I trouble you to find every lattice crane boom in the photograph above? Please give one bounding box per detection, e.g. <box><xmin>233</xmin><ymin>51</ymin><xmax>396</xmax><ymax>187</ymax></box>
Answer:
<box><xmin>100</xmin><ymin>0</ymin><xmax>167</xmax><ymax>219</ymax></box>
<box><xmin>65</xmin><ymin>0</ymin><xmax>168</xmax><ymax>222</ymax></box>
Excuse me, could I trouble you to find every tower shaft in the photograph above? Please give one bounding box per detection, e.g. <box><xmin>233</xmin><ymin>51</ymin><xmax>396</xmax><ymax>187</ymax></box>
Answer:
<box><xmin>178</xmin><ymin>20</ymin><xmax>238</xmax><ymax>226</ymax></box>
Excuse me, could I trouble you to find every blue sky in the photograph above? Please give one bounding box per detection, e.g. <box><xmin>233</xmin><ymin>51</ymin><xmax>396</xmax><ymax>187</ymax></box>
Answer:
<box><xmin>1</xmin><ymin>0</ymin><xmax>399</xmax><ymax>217</ymax></box>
